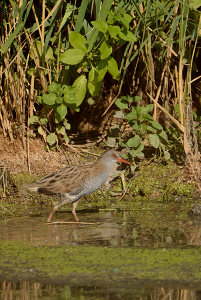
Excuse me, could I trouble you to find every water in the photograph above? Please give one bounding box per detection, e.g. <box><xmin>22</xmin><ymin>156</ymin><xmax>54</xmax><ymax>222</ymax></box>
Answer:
<box><xmin>1</xmin><ymin>281</ymin><xmax>201</xmax><ymax>300</ymax></box>
<box><xmin>1</xmin><ymin>209</ymin><xmax>201</xmax><ymax>299</ymax></box>
<box><xmin>0</xmin><ymin>210</ymin><xmax>197</xmax><ymax>248</ymax></box>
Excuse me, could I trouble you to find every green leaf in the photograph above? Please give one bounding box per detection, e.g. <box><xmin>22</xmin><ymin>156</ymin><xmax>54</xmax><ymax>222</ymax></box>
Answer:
<box><xmin>63</xmin><ymin>86</ymin><xmax>78</xmax><ymax>104</ymax></box>
<box><xmin>47</xmin><ymin>82</ymin><xmax>59</xmax><ymax>93</ymax></box>
<box><xmin>55</xmin><ymin>104</ymin><xmax>67</xmax><ymax>122</ymax></box>
<box><xmin>119</xmin><ymin>31</ymin><xmax>137</xmax><ymax>42</ymax></box>
<box><xmin>60</xmin><ymin>49</ymin><xmax>84</xmax><ymax>65</ymax></box>
<box><xmin>127</xmin><ymin>135</ymin><xmax>142</xmax><ymax>148</ymax></box>
<box><xmin>115</xmin><ymin>12</ymin><xmax>132</xmax><ymax>29</ymax></box>
<box><xmin>69</xmin><ymin>31</ymin><xmax>88</xmax><ymax>54</ymax></box>
<box><xmin>189</xmin><ymin>0</ymin><xmax>201</xmax><ymax>9</ymax></box>
<box><xmin>28</xmin><ymin>115</ymin><xmax>38</xmax><ymax>125</ymax></box>
<box><xmin>115</xmin><ymin>98</ymin><xmax>128</xmax><ymax>110</ymax></box>
<box><xmin>63</xmin><ymin>119</ymin><xmax>71</xmax><ymax>130</ymax></box>
<box><xmin>125</xmin><ymin>111</ymin><xmax>137</xmax><ymax>121</ymax></box>
<box><xmin>56</xmin><ymin>125</ymin><xmax>66</xmax><ymax>136</ymax></box>
<box><xmin>133</xmin><ymin>96</ymin><xmax>142</xmax><ymax>102</ymax></box>
<box><xmin>100</xmin><ymin>41</ymin><xmax>112</xmax><ymax>59</ymax></box>
<box><xmin>147</xmin><ymin>126</ymin><xmax>156</xmax><ymax>133</ymax></box>
<box><xmin>164</xmin><ymin>150</ymin><xmax>170</xmax><ymax>160</ymax></box>
<box><xmin>143</xmin><ymin>113</ymin><xmax>154</xmax><ymax>122</ymax></box>
<box><xmin>37</xmin><ymin>96</ymin><xmax>42</xmax><ymax>104</ymax></box>
<box><xmin>108</xmin><ymin>57</ymin><xmax>120</xmax><ymax>79</ymax></box>
<box><xmin>139</xmin><ymin>123</ymin><xmax>147</xmax><ymax>134</ymax></box>
<box><xmin>88</xmin><ymin>67</ymin><xmax>102</xmax><ymax>96</ymax></box>
<box><xmin>159</xmin><ymin>130</ymin><xmax>168</xmax><ymax>141</ymax></box>
<box><xmin>47</xmin><ymin>133</ymin><xmax>58</xmax><ymax>145</ymax></box>
<box><xmin>38</xmin><ymin>126</ymin><xmax>46</xmax><ymax>137</ymax></box>
<box><xmin>73</xmin><ymin>75</ymin><xmax>87</xmax><ymax>106</ymax></box>
<box><xmin>150</xmin><ymin>120</ymin><xmax>163</xmax><ymax>131</ymax></box>
<box><xmin>91</xmin><ymin>21</ymin><xmax>108</xmax><ymax>33</ymax></box>
<box><xmin>108</xmin><ymin>25</ymin><xmax>121</xmax><ymax>39</ymax></box>
<box><xmin>40</xmin><ymin>117</ymin><xmax>48</xmax><ymax>125</ymax></box>
<box><xmin>42</xmin><ymin>93</ymin><xmax>57</xmax><ymax>105</ymax></box>
<box><xmin>27</xmin><ymin>68</ymin><xmax>36</xmax><ymax>76</ymax></box>
<box><xmin>131</xmin><ymin>121</ymin><xmax>139</xmax><ymax>131</ymax></box>
<box><xmin>97</xmin><ymin>59</ymin><xmax>108</xmax><ymax>81</ymax></box>
<box><xmin>56</xmin><ymin>97</ymin><xmax>63</xmax><ymax>104</ymax></box>
<box><xmin>148</xmin><ymin>134</ymin><xmax>160</xmax><ymax>148</ymax></box>
<box><xmin>129</xmin><ymin>144</ymin><xmax>144</xmax><ymax>158</ymax></box>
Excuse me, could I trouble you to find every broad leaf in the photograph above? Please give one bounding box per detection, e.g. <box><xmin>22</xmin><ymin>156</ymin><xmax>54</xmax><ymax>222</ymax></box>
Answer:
<box><xmin>108</xmin><ymin>57</ymin><xmax>120</xmax><ymax>79</ymax></box>
<box><xmin>139</xmin><ymin>123</ymin><xmax>147</xmax><ymax>134</ymax></box>
<box><xmin>56</xmin><ymin>125</ymin><xmax>66</xmax><ymax>135</ymax></box>
<box><xmin>115</xmin><ymin>98</ymin><xmax>128</xmax><ymax>110</ymax></box>
<box><xmin>127</xmin><ymin>135</ymin><xmax>142</xmax><ymax>148</ymax></box>
<box><xmin>63</xmin><ymin>86</ymin><xmax>78</xmax><ymax>104</ymax></box>
<box><xmin>56</xmin><ymin>97</ymin><xmax>63</xmax><ymax>104</ymax></box>
<box><xmin>97</xmin><ymin>59</ymin><xmax>108</xmax><ymax>81</ymax></box>
<box><xmin>47</xmin><ymin>133</ymin><xmax>58</xmax><ymax>145</ymax></box>
<box><xmin>125</xmin><ymin>111</ymin><xmax>137</xmax><ymax>121</ymax></box>
<box><xmin>91</xmin><ymin>21</ymin><xmax>108</xmax><ymax>33</ymax></box>
<box><xmin>148</xmin><ymin>134</ymin><xmax>160</xmax><ymax>148</ymax></box>
<box><xmin>88</xmin><ymin>67</ymin><xmax>102</xmax><ymax>96</ymax></box>
<box><xmin>69</xmin><ymin>31</ymin><xmax>88</xmax><ymax>54</ymax></box>
<box><xmin>43</xmin><ymin>93</ymin><xmax>57</xmax><ymax>105</ymax></box>
<box><xmin>55</xmin><ymin>103</ymin><xmax>67</xmax><ymax>122</ymax></box>
<box><xmin>40</xmin><ymin>118</ymin><xmax>48</xmax><ymax>125</ymax></box>
<box><xmin>159</xmin><ymin>130</ymin><xmax>168</xmax><ymax>141</ymax></box>
<box><xmin>38</xmin><ymin>126</ymin><xmax>46</xmax><ymax>137</ymax></box>
<box><xmin>100</xmin><ymin>41</ymin><xmax>112</xmax><ymax>59</ymax></box>
<box><xmin>73</xmin><ymin>75</ymin><xmax>87</xmax><ymax>106</ymax></box>
<box><xmin>60</xmin><ymin>49</ymin><xmax>84</xmax><ymax>65</ymax></box>
<box><xmin>47</xmin><ymin>82</ymin><xmax>59</xmax><ymax>93</ymax></box>
<box><xmin>63</xmin><ymin>119</ymin><xmax>71</xmax><ymax>130</ymax></box>
<box><xmin>28</xmin><ymin>115</ymin><xmax>38</xmax><ymax>125</ymax></box>
<box><xmin>119</xmin><ymin>31</ymin><xmax>137</xmax><ymax>42</ymax></box>
<box><xmin>108</xmin><ymin>25</ymin><xmax>121</xmax><ymax>39</ymax></box>
<box><xmin>150</xmin><ymin>120</ymin><xmax>163</xmax><ymax>131</ymax></box>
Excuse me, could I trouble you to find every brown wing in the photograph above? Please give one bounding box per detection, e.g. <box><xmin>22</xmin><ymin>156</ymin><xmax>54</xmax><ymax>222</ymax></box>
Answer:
<box><xmin>29</xmin><ymin>164</ymin><xmax>92</xmax><ymax>195</ymax></box>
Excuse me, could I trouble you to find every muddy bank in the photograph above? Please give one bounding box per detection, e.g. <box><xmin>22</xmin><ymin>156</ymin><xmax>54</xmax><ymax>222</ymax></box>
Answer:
<box><xmin>1</xmin><ymin>160</ymin><xmax>200</xmax><ymax>220</ymax></box>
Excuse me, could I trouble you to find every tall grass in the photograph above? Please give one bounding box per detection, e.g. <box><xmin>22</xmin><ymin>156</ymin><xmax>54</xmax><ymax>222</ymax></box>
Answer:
<box><xmin>0</xmin><ymin>0</ymin><xmax>200</xmax><ymax>164</ymax></box>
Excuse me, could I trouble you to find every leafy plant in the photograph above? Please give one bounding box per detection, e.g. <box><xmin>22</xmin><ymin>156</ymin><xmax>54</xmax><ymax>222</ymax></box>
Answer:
<box><xmin>112</xmin><ymin>96</ymin><xmax>171</xmax><ymax>162</ymax></box>
<box><xmin>29</xmin><ymin>79</ymin><xmax>87</xmax><ymax>147</ymax></box>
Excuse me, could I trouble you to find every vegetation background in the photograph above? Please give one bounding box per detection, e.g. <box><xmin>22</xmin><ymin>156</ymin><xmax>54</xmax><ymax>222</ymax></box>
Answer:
<box><xmin>0</xmin><ymin>0</ymin><xmax>201</xmax><ymax>167</ymax></box>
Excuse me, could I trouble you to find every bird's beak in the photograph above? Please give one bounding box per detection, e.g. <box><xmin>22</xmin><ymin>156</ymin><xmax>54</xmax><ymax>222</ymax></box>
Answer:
<box><xmin>117</xmin><ymin>157</ymin><xmax>132</xmax><ymax>165</ymax></box>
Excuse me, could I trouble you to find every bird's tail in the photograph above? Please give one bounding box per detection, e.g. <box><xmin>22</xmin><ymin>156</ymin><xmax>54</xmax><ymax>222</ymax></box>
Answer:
<box><xmin>22</xmin><ymin>182</ymin><xmax>39</xmax><ymax>193</ymax></box>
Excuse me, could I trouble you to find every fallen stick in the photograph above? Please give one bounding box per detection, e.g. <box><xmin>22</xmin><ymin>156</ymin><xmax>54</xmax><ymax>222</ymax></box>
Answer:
<box><xmin>46</xmin><ymin>221</ymin><xmax>100</xmax><ymax>225</ymax></box>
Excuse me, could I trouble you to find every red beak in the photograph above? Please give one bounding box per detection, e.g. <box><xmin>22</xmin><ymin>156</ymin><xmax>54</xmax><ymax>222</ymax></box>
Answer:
<box><xmin>117</xmin><ymin>157</ymin><xmax>132</xmax><ymax>165</ymax></box>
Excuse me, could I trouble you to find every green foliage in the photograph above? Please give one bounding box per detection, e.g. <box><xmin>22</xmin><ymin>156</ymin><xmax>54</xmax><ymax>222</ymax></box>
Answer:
<box><xmin>1</xmin><ymin>0</ymin><xmax>201</xmax><ymax>162</ymax></box>
<box><xmin>111</xmin><ymin>96</ymin><xmax>171</xmax><ymax>162</ymax></box>
<box><xmin>29</xmin><ymin>81</ymin><xmax>86</xmax><ymax>147</ymax></box>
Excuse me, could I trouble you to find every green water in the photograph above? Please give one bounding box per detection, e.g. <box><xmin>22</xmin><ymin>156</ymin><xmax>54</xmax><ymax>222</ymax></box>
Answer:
<box><xmin>1</xmin><ymin>210</ymin><xmax>201</xmax><ymax>299</ymax></box>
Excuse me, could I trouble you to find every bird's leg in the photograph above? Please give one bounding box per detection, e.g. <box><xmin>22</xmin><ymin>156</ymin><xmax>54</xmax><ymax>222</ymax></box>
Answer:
<box><xmin>47</xmin><ymin>204</ymin><xmax>60</xmax><ymax>223</ymax></box>
<box><xmin>72</xmin><ymin>201</ymin><xmax>79</xmax><ymax>222</ymax></box>
<box><xmin>47</xmin><ymin>194</ymin><xmax>71</xmax><ymax>223</ymax></box>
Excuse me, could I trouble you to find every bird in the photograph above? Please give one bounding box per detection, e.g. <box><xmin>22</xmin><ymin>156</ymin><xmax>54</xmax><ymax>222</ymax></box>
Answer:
<box><xmin>25</xmin><ymin>149</ymin><xmax>131</xmax><ymax>223</ymax></box>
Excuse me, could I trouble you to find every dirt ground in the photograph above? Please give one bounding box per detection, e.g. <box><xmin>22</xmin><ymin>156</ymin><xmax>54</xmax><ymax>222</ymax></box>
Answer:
<box><xmin>0</xmin><ymin>134</ymin><xmax>99</xmax><ymax>176</ymax></box>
